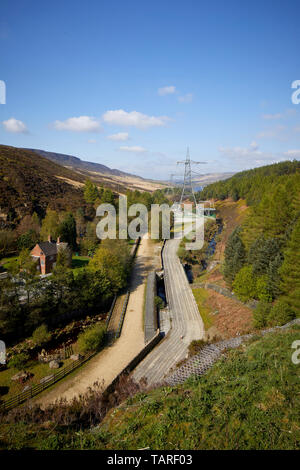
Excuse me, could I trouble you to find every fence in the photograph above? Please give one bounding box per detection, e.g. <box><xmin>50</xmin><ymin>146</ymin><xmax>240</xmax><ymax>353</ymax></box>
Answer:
<box><xmin>130</xmin><ymin>237</ymin><xmax>141</xmax><ymax>258</ymax></box>
<box><xmin>0</xmin><ymin>237</ymin><xmax>142</xmax><ymax>412</ymax></box>
<box><xmin>105</xmin><ymin>295</ymin><xmax>117</xmax><ymax>329</ymax></box>
<box><xmin>115</xmin><ymin>291</ymin><xmax>130</xmax><ymax>338</ymax></box>
<box><xmin>0</xmin><ymin>350</ymin><xmax>95</xmax><ymax>412</ymax></box>
<box><xmin>109</xmin><ymin>237</ymin><xmax>141</xmax><ymax>338</ymax></box>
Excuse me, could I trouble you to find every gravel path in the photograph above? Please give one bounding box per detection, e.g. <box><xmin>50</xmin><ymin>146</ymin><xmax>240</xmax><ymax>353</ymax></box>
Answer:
<box><xmin>37</xmin><ymin>235</ymin><xmax>154</xmax><ymax>405</ymax></box>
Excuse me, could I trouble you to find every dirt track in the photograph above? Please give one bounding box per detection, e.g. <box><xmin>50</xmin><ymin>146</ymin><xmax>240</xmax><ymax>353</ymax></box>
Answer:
<box><xmin>37</xmin><ymin>236</ymin><xmax>158</xmax><ymax>405</ymax></box>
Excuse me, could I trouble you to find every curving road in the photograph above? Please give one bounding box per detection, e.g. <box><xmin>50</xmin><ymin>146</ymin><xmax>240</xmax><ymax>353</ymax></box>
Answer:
<box><xmin>133</xmin><ymin>237</ymin><xmax>204</xmax><ymax>386</ymax></box>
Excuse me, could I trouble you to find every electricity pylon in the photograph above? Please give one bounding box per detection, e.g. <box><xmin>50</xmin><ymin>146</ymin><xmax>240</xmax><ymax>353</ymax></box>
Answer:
<box><xmin>177</xmin><ymin>147</ymin><xmax>206</xmax><ymax>205</ymax></box>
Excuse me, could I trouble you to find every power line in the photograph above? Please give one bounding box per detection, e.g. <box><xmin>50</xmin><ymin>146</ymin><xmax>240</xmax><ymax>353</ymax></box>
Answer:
<box><xmin>177</xmin><ymin>147</ymin><xmax>207</xmax><ymax>205</ymax></box>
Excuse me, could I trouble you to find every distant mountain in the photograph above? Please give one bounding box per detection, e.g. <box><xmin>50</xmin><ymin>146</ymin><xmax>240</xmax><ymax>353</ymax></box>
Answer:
<box><xmin>26</xmin><ymin>148</ymin><xmax>138</xmax><ymax>178</ymax></box>
<box><xmin>25</xmin><ymin>148</ymin><xmax>164</xmax><ymax>193</ymax></box>
<box><xmin>191</xmin><ymin>172</ymin><xmax>236</xmax><ymax>187</ymax></box>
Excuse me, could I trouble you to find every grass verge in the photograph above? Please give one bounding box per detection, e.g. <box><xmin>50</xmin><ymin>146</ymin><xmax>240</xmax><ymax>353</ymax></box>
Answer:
<box><xmin>192</xmin><ymin>287</ymin><xmax>214</xmax><ymax>329</ymax></box>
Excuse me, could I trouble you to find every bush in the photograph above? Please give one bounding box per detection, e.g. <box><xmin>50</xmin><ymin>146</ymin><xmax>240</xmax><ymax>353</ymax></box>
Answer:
<box><xmin>253</xmin><ymin>302</ymin><xmax>271</xmax><ymax>328</ymax></box>
<box><xmin>77</xmin><ymin>323</ymin><xmax>106</xmax><ymax>353</ymax></box>
<box><xmin>188</xmin><ymin>339</ymin><xmax>206</xmax><ymax>356</ymax></box>
<box><xmin>267</xmin><ymin>300</ymin><xmax>295</xmax><ymax>326</ymax></box>
<box><xmin>9</xmin><ymin>352</ymin><xmax>30</xmax><ymax>370</ymax></box>
<box><xmin>154</xmin><ymin>296</ymin><xmax>164</xmax><ymax>309</ymax></box>
<box><xmin>32</xmin><ymin>324</ymin><xmax>51</xmax><ymax>346</ymax></box>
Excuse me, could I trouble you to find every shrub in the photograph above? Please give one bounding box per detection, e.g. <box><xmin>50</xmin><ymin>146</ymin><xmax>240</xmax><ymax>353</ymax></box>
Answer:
<box><xmin>77</xmin><ymin>323</ymin><xmax>106</xmax><ymax>353</ymax></box>
<box><xmin>253</xmin><ymin>301</ymin><xmax>271</xmax><ymax>328</ymax></box>
<box><xmin>9</xmin><ymin>352</ymin><xmax>30</xmax><ymax>370</ymax></box>
<box><xmin>267</xmin><ymin>300</ymin><xmax>295</xmax><ymax>326</ymax></box>
<box><xmin>154</xmin><ymin>296</ymin><xmax>164</xmax><ymax>309</ymax></box>
<box><xmin>32</xmin><ymin>324</ymin><xmax>51</xmax><ymax>346</ymax></box>
<box><xmin>188</xmin><ymin>339</ymin><xmax>206</xmax><ymax>356</ymax></box>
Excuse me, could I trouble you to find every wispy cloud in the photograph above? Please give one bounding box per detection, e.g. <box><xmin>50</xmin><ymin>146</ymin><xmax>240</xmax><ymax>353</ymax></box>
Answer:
<box><xmin>256</xmin><ymin>124</ymin><xmax>286</xmax><ymax>140</ymax></box>
<box><xmin>53</xmin><ymin>116</ymin><xmax>102</xmax><ymax>132</ymax></box>
<box><xmin>2</xmin><ymin>117</ymin><xmax>28</xmax><ymax>133</ymax></box>
<box><xmin>262</xmin><ymin>113</ymin><xmax>283</xmax><ymax>120</ymax></box>
<box><xmin>262</xmin><ymin>109</ymin><xmax>296</xmax><ymax>120</ymax></box>
<box><xmin>103</xmin><ymin>109</ymin><xmax>170</xmax><ymax>129</ymax></box>
<box><xmin>178</xmin><ymin>93</ymin><xmax>193</xmax><ymax>103</ymax></box>
<box><xmin>119</xmin><ymin>145</ymin><xmax>147</xmax><ymax>153</ymax></box>
<box><xmin>88</xmin><ymin>139</ymin><xmax>97</xmax><ymax>143</ymax></box>
<box><xmin>218</xmin><ymin>141</ymin><xmax>299</xmax><ymax>168</ymax></box>
<box><xmin>284</xmin><ymin>149</ymin><xmax>300</xmax><ymax>159</ymax></box>
<box><xmin>158</xmin><ymin>85</ymin><xmax>176</xmax><ymax>96</ymax></box>
<box><xmin>107</xmin><ymin>132</ymin><xmax>129</xmax><ymax>141</ymax></box>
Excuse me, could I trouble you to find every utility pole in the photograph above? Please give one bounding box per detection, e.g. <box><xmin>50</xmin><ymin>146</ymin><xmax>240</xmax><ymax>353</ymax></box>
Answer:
<box><xmin>177</xmin><ymin>147</ymin><xmax>206</xmax><ymax>206</ymax></box>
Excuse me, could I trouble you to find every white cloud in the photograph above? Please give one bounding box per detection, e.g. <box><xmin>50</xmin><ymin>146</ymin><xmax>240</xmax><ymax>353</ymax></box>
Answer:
<box><xmin>88</xmin><ymin>139</ymin><xmax>97</xmax><ymax>143</ymax></box>
<box><xmin>119</xmin><ymin>145</ymin><xmax>147</xmax><ymax>153</ymax></box>
<box><xmin>102</xmin><ymin>109</ymin><xmax>169</xmax><ymax>129</ymax></box>
<box><xmin>178</xmin><ymin>93</ymin><xmax>193</xmax><ymax>103</ymax></box>
<box><xmin>219</xmin><ymin>143</ymin><xmax>263</xmax><ymax>160</ymax></box>
<box><xmin>53</xmin><ymin>116</ymin><xmax>102</xmax><ymax>132</ymax></box>
<box><xmin>250</xmin><ymin>141</ymin><xmax>259</xmax><ymax>151</ymax></box>
<box><xmin>218</xmin><ymin>141</ymin><xmax>300</xmax><ymax>168</ymax></box>
<box><xmin>158</xmin><ymin>86</ymin><xmax>176</xmax><ymax>96</ymax></box>
<box><xmin>2</xmin><ymin>117</ymin><xmax>28</xmax><ymax>133</ymax></box>
<box><xmin>107</xmin><ymin>132</ymin><xmax>129</xmax><ymax>141</ymax></box>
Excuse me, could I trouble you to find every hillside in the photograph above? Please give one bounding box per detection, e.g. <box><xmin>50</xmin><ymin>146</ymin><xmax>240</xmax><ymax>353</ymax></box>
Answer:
<box><xmin>26</xmin><ymin>148</ymin><xmax>165</xmax><ymax>193</ymax></box>
<box><xmin>195</xmin><ymin>159</ymin><xmax>300</xmax><ymax>327</ymax></box>
<box><xmin>199</xmin><ymin>159</ymin><xmax>300</xmax><ymax>205</ymax></box>
<box><xmin>0</xmin><ymin>145</ymin><xmax>86</xmax><ymax>225</ymax></box>
<box><xmin>0</xmin><ymin>325</ymin><xmax>299</xmax><ymax>449</ymax></box>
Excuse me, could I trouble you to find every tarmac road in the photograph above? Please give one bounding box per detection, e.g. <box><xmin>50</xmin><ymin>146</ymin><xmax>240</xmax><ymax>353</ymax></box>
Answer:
<box><xmin>133</xmin><ymin>237</ymin><xmax>204</xmax><ymax>386</ymax></box>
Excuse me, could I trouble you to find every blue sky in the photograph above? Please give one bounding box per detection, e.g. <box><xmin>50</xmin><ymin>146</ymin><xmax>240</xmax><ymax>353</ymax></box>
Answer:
<box><xmin>1</xmin><ymin>0</ymin><xmax>300</xmax><ymax>180</ymax></box>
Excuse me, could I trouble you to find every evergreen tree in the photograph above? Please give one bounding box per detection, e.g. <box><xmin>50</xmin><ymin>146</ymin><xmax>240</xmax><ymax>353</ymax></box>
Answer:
<box><xmin>248</xmin><ymin>236</ymin><xmax>281</xmax><ymax>276</ymax></box>
<box><xmin>83</xmin><ymin>179</ymin><xmax>99</xmax><ymax>204</ymax></box>
<box><xmin>58</xmin><ymin>213</ymin><xmax>77</xmax><ymax>250</ymax></box>
<box><xmin>40</xmin><ymin>209</ymin><xmax>60</xmax><ymax>240</ymax></box>
<box><xmin>101</xmin><ymin>189</ymin><xmax>115</xmax><ymax>205</ymax></box>
<box><xmin>279</xmin><ymin>217</ymin><xmax>300</xmax><ymax>316</ymax></box>
<box><xmin>223</xmin><ymin>227</ymin><xmax>246</xmax><ymax>284</ymax></box>
<box><xmin>267</xmin><ymin>252</ymin><xmax>284</xmax><ymax>299</ymax></box>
